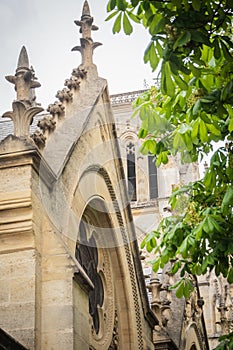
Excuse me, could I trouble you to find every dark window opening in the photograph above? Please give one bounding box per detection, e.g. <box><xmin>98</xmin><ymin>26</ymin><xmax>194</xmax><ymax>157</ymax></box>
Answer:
<box><xmin>75</xmin><ymin>221</ymin><xmax>104</xmax><ymax>334</ymax></box>
<box><xmin>148</xmin><ymin>154</ymin><xmax>158</xmax><ymax>199</ymax></box>
<box><xmin>127</xmin><ymin>142</ymin><xmax>137</xmax><ymax>201</ymax></box>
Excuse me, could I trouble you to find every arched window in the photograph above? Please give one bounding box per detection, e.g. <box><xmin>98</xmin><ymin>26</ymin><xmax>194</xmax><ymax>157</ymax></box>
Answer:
<box><xmin>148</xmin><ymin>154</ymin><xmax>158</xmax><ymax>199</ymax></box>
<box><xmin>75</xmin><ymin>221</ymin><xmax>104</xmax><ymax>334</ymax></box>
<box><xmin>190</xmin><ymin>345</ymin><xmax>197</xmax><ymax>350</ymax></box>
<box><xmin>126</xmin><ymin>142</ymin><xmax>137</xmax><ymax>201</ymax></box>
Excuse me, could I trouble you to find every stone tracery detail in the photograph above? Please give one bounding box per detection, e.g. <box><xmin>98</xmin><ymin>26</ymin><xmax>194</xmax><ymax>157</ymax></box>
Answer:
<box><xmin>108</xmin><ymin>310</ymin><xmax>119</xmax><ymax>350</ymax></box>
<box><xmin>75</xmin><ymin>221</ymin><xmax>104</xmax><ymax>334</ymax></box>
<box><xmin>214</xmin><ymin>276</ymin><xmax>233</xmax><ymax>334</ymax></box>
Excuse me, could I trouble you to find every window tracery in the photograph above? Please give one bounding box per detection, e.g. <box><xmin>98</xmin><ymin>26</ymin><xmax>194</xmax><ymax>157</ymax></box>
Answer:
<box><xmin>75</xmin><ymin>221</ymin><xmax>104</xmax><ymax>334</ymax></box>
<box><xmin>126</xmin><ymin>142</ymin><xmax>137</xmax><ymax>201</ymax></box>
<box><xmin>148</xmin><ymin>154</ymin><xmax>158</xmax><ymax>199</ymax></box>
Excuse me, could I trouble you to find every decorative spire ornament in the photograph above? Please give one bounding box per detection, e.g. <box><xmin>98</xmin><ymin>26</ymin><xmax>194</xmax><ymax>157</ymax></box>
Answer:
<box><xmin>72</xmin><ymin>1</ymin><xmax>102</xmax><ymax>75</ymax></box>
<box><xmin>5</xmin><ymin>46</ymin><xmax>41</xmax><ymax>106</ymax></box>
<box><xmin>3</xmin><ymin>46</ymin><xmax>43</xmax><ymax>138</ymax></box>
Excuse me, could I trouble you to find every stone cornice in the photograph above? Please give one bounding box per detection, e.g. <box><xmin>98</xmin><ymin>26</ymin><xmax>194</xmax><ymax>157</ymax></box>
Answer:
<box><xmin>0</xmin><ymin>135</ymin><xmax>56</xmax><ymax>189</ymax></box>
<box><xmin>110</xmin><ymin>90</ymin><xmax>147</xmax><ymax>105</ymax></box>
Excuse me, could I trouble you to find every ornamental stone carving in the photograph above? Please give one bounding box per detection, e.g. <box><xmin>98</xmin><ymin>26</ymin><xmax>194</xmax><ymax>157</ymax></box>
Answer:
<box><xmin>5</xmin><ymin>46</ymin><xmax>41</xmax><ymax>107</ymax></box>
<box><xmin>37</xmin><ymin>116</ymin><xmax>56</xmax><ymax>133</ymax></box>
<box><xmin>72</xmin><ymin>67</ymin><xmax>87</xmax><ymax>80</ymax></box>
<box><xmin>3</xmin><ymin>46</ymin><xmax>43</xmax><ymax>138</ymax></box>
<box><xmin>71</xmin><ymin>0</ymin><xmax>102</xmax><ymax>76</ymax></box>
<box><xmin>47</xmin><ymin>101</ymin><xmax>65</xmax><ymax>117</ymax></box>
<box><xmin>65</xmin><ymin>76</ymin><xmax>81</xmax><ymax>90</ymax></box>
<box><xmin>108</xmin><ymin>310</ymin><xmax>119</xmax><ymax>350</ymax></box>
<box><xmin>56</xmin><ymin>88</ymin><xmax>73</xmax><ymax>103</ymax></box>
<box><xmin>3</xmin><ymin>101</ymin><xmax>43</xmax><ymax>138</ymax></box>
<box><xmin>31</xmin><ymin>129</ymin><xmax>46</xmax><ymax>149</ymax></box>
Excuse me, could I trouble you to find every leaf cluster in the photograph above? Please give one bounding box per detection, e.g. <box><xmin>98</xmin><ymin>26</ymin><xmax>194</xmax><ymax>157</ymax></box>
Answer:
<box><xmin>141</xmin><ymin>145</ymin><xmax>233</xmax><ymax>291</ymax></box>
<box><xmin>106</xmin><ymin>1</ymin><xmax>233</xmax><ymax>344</ymax></box>
<box><xmin>215</xmin><ymin>332</ymin><xmax>233</xmax><ymax>350</ymax></box>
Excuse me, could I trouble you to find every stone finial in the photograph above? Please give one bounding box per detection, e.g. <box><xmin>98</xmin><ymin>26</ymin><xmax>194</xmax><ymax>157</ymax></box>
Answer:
<box><xmin>3</xmin><ymin>46</ymin><xmax>43</xmax><ymax>138</ymax></box>
<box><xmin>5</xmin><ymin>46</ymin><xmax>41</xmax><ymax>106</ymax></box>
<box><xmin>72</xmin><ymin>1</ymin><xmax>102</xmax><ymax>72</ymax></box>
<box><xmin>17</xmin><ymin>45</ymin><xmax>29</xmax><ymax>71</ymax></box>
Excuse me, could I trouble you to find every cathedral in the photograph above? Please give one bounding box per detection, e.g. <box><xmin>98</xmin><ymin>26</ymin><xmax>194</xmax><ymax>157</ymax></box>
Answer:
<box><xmin>0</xmin><ymin>2</ymin><xmax>232</xmax><ymax>349</ymax></box>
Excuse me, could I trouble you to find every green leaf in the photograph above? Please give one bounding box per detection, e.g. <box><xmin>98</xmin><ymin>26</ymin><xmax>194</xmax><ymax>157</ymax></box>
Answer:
<box><xmin>199</xmin><ymin>120</ymin><xmax>208</xmax><ymax>143</ymax></box>
<box><xmin>189</xmin><ymin>64</ymin><xmax>201</xmax><ymax>78</ymax></box>
<box><xmin>173</xmin><ymin>31</ymin><xmax>191</xmax><ymax>50</ymax></box>
<box><xmin>146</xmin><ymin>240</ymin><xmax>153</xmax><ymax>252</ymax></box>
<box><xmin>113</xmin><ymin>12</ymin><xmax>122</xmax><ymax>33</ymax></box>
<box><xmin>144</xmin><ymin>42</ymin><xmax>153</xmax><ymax>63</ymax></box>
<box><xmin>131</xmin><ymin>0</ymin><xmax>140</xmax><ymax>6</ymax></box>
<box><xmin>107</xmin><ymin>0</ymin><xmax>116</xmax><ymax>11</ymax></box>
<box><xmin>192</xmin><ymin>0</ymin><xmax>201</xmax><ymax>11</ymax></box>
<box><xmin>221</xmin><ymin>81</ymin><xmax>233</xmax><ymax>102</ymax></box>
<box><xmin>179</xmin><ymin>236</ymin><xmax>188</xmax><ymax>258</ymax></box>
<box><xmin>203</xmin><ymin>215</ymin><xmax>215</xmax><ymax>234</ymax></box>
<box><xmin>227</xmin><ymin>268</ymin><xmax>233</xmax><ymax>283</ymax></box>
<box><xmin>191</xmin><ymin>119</ymin><xmax>200</xmax><ymax>143</ymax></box>
<box><xmin>127</xmin><ymin>11</ymin><xmax>140</xmax><ymax>23</ymax></box>
<box><xmin>170</xmin><ymin>261</ymin><xmax>181</xmax><ymax>274</ymax></box>
<box><xmin>221</xmin><ymin>41</ymin><xmax>233</xmax><ymax>62</ymax></box>
<box><xmin>141</xmin><ymin>237</ymin><xmax>146</xmax><ymax>249</ymax></box>
<box><xmin>178</xmin><ymin>123</ymin><xmax>192</xmax><ymax>134</ymax></box>
<box><xmin>184</xmin><ymin>133</ymin><xmax>193</xmax><ymax>152</ymax></box>
<box><xmin>162</xmin><ymin>62</ymin><xmax>175</xmax><ymax>96</ymax></box>
<box><xmin>193</xmin><ymin>99</ymin><xmax>201</xmax><ymax>115</ymax></box>
<box><xmin>105</xmin><ymin>10</ymin><xmax>119</xmax><ymax>21</ymax></box>
<box><xmin>229</xmin><ymin>118</ymin><xmax>233</xmax><ymax>133</ymax></box>
<box><xmin>176</xmin><ymin>281</ymin><xmax>184</xmax><ymax>298</ymax></box>
<box><xmin>193</xmin><ymin>222</ymin><xmax>203</xmax><ymax>240</ymax></box>
<box><xmin>206</xmin><ymin>123</ymin><xmax>221</xmax><ymax>137</ymax></box>
<box><xmin>172</xmin><ymin>71</ymin><xmax>188</xmax><ymax>90</ymax></box>
<box><xmin>149</xmin><ymin>16</ymin><xmax>166</xmax><ymax>35</ymax></box>
<box><xmin>152</xmin><ymin>259</ymin><xmax>160</xmax><ymax>273</ymax></box>
<box><xmin>204</xmin><ymin>170</ymin><xmax>216</xmax><ymax>190</ymax></box>
<box><xmin>150</xmin><ymin>237</ymin><xmax>157</xmax><ymax>248</ymax></box>
<box><xmin>169</xmin><ymin>278</ymin><xmax>183</xmax><ymax>290</ymax></box>
<box><xmin>117</xmin><ymin>0</ymin><xmax>127</xmax><ymax>11</ymax></box>
<box><xmin>123</xmin><ymin>12</ymin><xmax>133</xmax><ymax>35</ymax></box>
<box><xmin>140</xmin><ymin>139</ymin><xmax>157</xmax><ymax>154</ymax></box>
<box><xmin>213</xmin><ymin>38</ymin><xmax>221</xmax><ymax>60</ymax></box>
<box><xmin>173</xmin><ymin>132</ymin><xmax>185</xmax><ymax>150</ymax></box>
<box><xmin>221</xmin><ymin>186</ymin><xmax>233</xmax><ymax>213</ymax></box>
<box><xmin>144</xmin><ymin>42</ymin><xmax>159</xmax><ymax>71</ymax></box>
<box><xmin>138</xmin><ymin>128</ymin><xmax>148</xmax><ymax>138</ymax></box>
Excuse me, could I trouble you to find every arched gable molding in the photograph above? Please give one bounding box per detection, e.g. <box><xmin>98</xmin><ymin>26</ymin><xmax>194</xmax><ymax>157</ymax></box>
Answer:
<box><xmin>185</xmin><ymin>322</ymin><xmax>205</xmax><ymax>350</ymax></box>
<box><xmin>119</xmin><ymin>130</ymin><xmax>138</xmax><ymax>148</ymax></box>
<box><xmin>71</xmin><ymin>164</ymin><xmax>144</xmax><ymax>350</ymax></box>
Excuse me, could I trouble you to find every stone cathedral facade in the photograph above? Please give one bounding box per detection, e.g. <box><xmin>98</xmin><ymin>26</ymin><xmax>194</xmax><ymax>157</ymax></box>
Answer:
<box><xmin>0</xmin><ymin>2</ymin><xmax>231</xmax><ymax>350</ymax></box>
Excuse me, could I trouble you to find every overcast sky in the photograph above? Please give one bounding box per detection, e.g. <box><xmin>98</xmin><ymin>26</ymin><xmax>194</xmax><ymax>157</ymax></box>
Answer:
<box><xmin>0</xmin><ymin>0</ymin><xmax>156</xmax><ymax>115</ymax></box>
